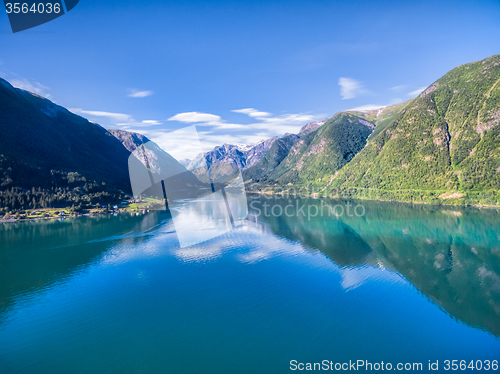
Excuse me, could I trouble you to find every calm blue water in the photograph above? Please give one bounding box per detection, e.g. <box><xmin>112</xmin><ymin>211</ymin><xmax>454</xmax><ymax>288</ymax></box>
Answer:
<box><xmin>0</xmin><ymin>197</ymin><xmax>499</xmax><ymax>373</ymax></box>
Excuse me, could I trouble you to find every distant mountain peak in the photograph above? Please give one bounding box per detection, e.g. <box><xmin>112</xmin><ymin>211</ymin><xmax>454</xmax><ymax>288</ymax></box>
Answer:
<box><xmin>236</xmin><ymin>143</ymin><xmax>252</xmax><ymax>152</ymax></box>
<box><xmin>178</xmin><ymin>158</ymin><xmax>191</xmax><ymax>168</ymax></box>
<box><xmin>0</xmin><ymin>77</ymin><xmax>133</xmax><ymax>191</ymax></box>
<box><xmin>298</xmin><ymin>119</ymin><xmax>328</xmax><ymax>136</ymax></box>
<box><xmin>108</xmin><ymin>129</ymin><xmax>150</xmax><ymax>153</ymax></box>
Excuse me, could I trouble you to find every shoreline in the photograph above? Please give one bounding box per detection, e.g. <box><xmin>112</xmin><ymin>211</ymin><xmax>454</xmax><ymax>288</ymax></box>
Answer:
<box><xmin>0</xmin><ymin>198</ymin><xmax>167</xmax><ymax>223</ymax></box>
<box><xmin>246</xmin><ymin>190</ymin><xmax>500</xmax><ymax>210</ymax></box>
<box><xmin>0</xmin><ymin>209</ymin><xmax>147</xmax><ymax>223</ymax></box>
<box><xmin>3</xmin><ymin>194</ymin><xmax>499</xmax><ymax>224</ymax></box>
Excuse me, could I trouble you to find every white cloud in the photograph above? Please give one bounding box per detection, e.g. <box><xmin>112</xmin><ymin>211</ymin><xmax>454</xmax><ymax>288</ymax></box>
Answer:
<box><xmin>168</xmin><ymin>109</ymin><xmax>319</xmax><ymax>136</ymax></box>
<box><xmin>168</xmin><ymin>112</ymin><xmax>222</xmax><ymax>123</ymax></box>
<box><xmin>338</xmin><ymin>77</ymin><xmax>368</xmax><ymax>100</ymax></box>
<box><xmin>407</xmin><ymin>87</ymin><xmax>427</xmax><ymax>96</ymax></box>
<box><xmin>71</xmin><ymin>108</ymin><xmax>162</xmax><ymax>129</ymax></box>
<box><xmin>132</xmin><ymin>127</ymin><xmax>273</xmax><ymax>161</ymax></box>
<box><xmin>251</xmin><ymin>113</ymin><xmax>317</xmax><ymax>134</ymax></box>
<box><xmin>134</xmin><ymin>126</ymin><xmax>206</xmax><ymax>161</ymax></box>
<box><xmin>76</xmin><ymin>110</ymin><xmax>132</xmax><ymax>122</ymax></box>
<box><xmin>257</xmin><ymin>113</ymin><xmax>314</xmax><ymax>126</ymax></box>
<box><xmin>232</xmin><ymin>108</ymin><xmax>272</xmax><ymax>118</ymax></box>
<box><xmin>116</xmin><ymin>120</ymin><xmax>161</xmax><ymax>127</ymax></box>
<box><xmin>168</xmin><ymin>111</ymin><xmax>249</xmax><ymax>132</ymax></box>
<box><xmin>389</xmin><ymin>85</ymin><xmax>406</xmax><ymax>92</ymax></box>
<box><xmin>10</xmin><ymin>78</ymin><xmax>51</xmax><ymax>98</ymax></box>
<box><xmin>347</xmin><ymin>104</ymin><xmax>387</xmax><ymax>111</ymax></box>
<box><xmin>128</xmin><ymin>89</ymin><xmax>154</xmax><ymax>98</ymax></box>
<box><xmin>347</xmin><ymin>98</ymin><xmax>403</xmax><ymax>112</ymax></box>
<box><xmin>73</xmin><ymin>105</ymin><xmax>323</xmax><ymax>160</ymax></box>
<box><xmin>137</xmin><ymin>108</ymin><xmax>323</xmax><ymax>160</ymax></box>
<box><xmin>198</xmin><ymin>131</ymin><xmax>272</xmax><ymax>150</ymax></box>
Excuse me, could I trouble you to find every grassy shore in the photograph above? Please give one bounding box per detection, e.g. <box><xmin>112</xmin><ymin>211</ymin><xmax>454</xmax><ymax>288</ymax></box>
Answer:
<box><xmin>0</xmin><ymin>197</ymin><xmax>166</xmax><ymax>222</ymax></box>
<box><xmin>245</xmin><ymin>185</ymin><xmax>500</xmax><ymax>208</ymax></box>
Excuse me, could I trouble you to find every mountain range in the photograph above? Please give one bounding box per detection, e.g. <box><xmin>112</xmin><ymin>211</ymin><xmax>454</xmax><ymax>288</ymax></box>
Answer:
<box><xmin>246</xmin><ymin>113</ymin><xmax>374</xmax><ymax>186</ymax></box>
<box><xmin>1</xmin><ymin>55</ymin><xmax>499</xmax><ymax>207</ymax></box>
<box><xmin>0</xmin><ymin>78</ymin><xmax>132</xmax><ymax>192</ymax></box>
<box><xmin>329</xmin><ymin>54</ymin><xmax>500</xmax><ymax>205</ymax></box>
<box><xmin>184</xmin><ymin>119</ymin><xmax>327</xmax><ymax>183</ymax></box>
<box><xmin>239</xmin><ymin>55</ymin><xmax>499</xmax><ymax>206</ymax></box>
<box><xmin>0</xmin><ymin>79</ymin><xmax>195</xmax><ymax>198</ymax></box>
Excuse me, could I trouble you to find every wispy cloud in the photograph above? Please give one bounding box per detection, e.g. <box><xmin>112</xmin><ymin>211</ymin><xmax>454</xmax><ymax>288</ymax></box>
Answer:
<box><xmin>141</xmin><ymin>120</ymin><xmax>161</xmax><ymax>125</ymax></box>
<box><xmin>251</xmin><ymin>113</ymin><xmax>317</xmax><ymax>134</ymax></box>
<box><xmin>168</xmin><ymin>112</ymin><xmax>221</xmax><ymax>123</ymax></box>
<box><xmin>275</xmin><ymin>42</ymin><xmax>379</xmax><ymax>73</ymax></box>
<box><xmin>71</xmin><ymin>108</ymin><xmax>161</xmax><ymax>128</ymax></box>
<box><xmin>73</xmin><ymin>106</ymin><xmax>323</xmax><ymax>160</ymax></box>
<box><xmin>10</xmin><ymin>78</ymin><xmax>51</xmax><ymax>98</ymax></box>
<box><xmin>390</xmin><ymin>85</ymin><xmax>406</xmax><ymax>92</ymax></box>
<box><xmin>73</xmin><ymin>109</ymin><xmax>132</xmax><ymax>122</ymax></box>
<box><xmin>347</xmin><ymin>104</ymin><xmax>387</xmax><ymax>111</ymax></box>
<box><xmin>158</xmin><ymin>108</ymin><xmax>323</xmax><ymax>158</ymax></box>
<box><xmin>232</xmin><ymin>108</ymin><xmax>271</xmax><ymax>118</ymax></box>
<box><xmin>168</xmin><ymin>109</ymin><xmax>320</xmax><ymax>136</ymax></box>
<box><xmin>131</xmin><ymin>127</ymin><xmax>273</xmax><ymax>160</ymax></box>
<box><xmin>128</xmin><ymin>89</ymin><xmax>154</xmax><ymax>98</ymax></box>
<box><xmin>347</xmin><ymin>98</ymin><xmax>403</xmax><ymax>112</ymax></box>
<box><xmin>407</xmin><ymin>87</ymin><xmax>427</xmax><ymax>96</ymax></box>
<box><xmin>117</xmin><ymin>120</ymin><xmax>162</xmax><ymax>127</ymax></box>
<box><xmin>338</xmin><ymin>77</ymin><xmax>368</xmax><ymax>100</ymax></box>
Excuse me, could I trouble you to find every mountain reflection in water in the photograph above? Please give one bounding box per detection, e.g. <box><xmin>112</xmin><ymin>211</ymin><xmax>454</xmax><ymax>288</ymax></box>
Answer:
<box><xmin>248</xmin><ymin>196</ymin><xmax>500</xmax><ymax>336</ymax></box>
<box><xmin>0</xmin><ymin>196</ymin><xmax>499</xmax><ymax>374</ymax></box>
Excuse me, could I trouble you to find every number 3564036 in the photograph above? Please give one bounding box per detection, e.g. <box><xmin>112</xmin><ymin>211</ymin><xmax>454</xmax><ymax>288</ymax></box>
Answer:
<box><xmin>5</xmin><ymin>3</ymin><xmax>61</xmax><ymax>14</ymax></box>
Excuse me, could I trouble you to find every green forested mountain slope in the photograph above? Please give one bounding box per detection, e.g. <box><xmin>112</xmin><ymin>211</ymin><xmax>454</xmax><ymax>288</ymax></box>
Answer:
<box><xmin>0</xmin><ymin>78</ymin><xmax>132</xmax><ymax>191</ymax></box>
<box><xmin>350</xmin><ymin>99</ymin><xmax>415</xmax><ymax>140</ymax></box>
<box><xmin>242</xmin><ymin>134</ymin><xmax>298</xmax><ymax>182</ymax></box>
<box><xmin>329</xmin><ymin>55</ymin><xmax>500</xmax><ymax>205</ymax></box>
<box><xmin>265</xmin><ymin>113</ymin><xmax>375</xmax><ymax>185</ymax></box>
<box><xmin>2</xmin><ymin>55</ymin><xmax>499</xmax><ymax>211</ymax></box>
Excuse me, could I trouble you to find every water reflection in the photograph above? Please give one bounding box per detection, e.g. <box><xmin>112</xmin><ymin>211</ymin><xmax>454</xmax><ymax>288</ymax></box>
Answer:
<box><xmin>248</xmin><ymin>196</ymin><xmax>500</xmax><ymax>336</ymax></box>
<box><xmin>0</xmin><ymin>211</ymin><xmax>170</xmax><ymax>316</ymax></box>
<box><xmin>170</xmin><ymin>191</ymin><xmax>248</xmax><ymax>247</ymax></box>
<box><xmin>1</xmin><ymin>196</ymin><xmax>500</xmax><ymax>341</ymax></box>
<box><xmin>1</xmin><ymin>197</ymin><xmax>500</xmax><ymax>373</ymax></box>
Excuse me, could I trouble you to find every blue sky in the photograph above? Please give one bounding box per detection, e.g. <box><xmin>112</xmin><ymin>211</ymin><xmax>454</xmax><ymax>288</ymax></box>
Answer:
<box><xmin>1</xmin><ymin>0</ymin><xmax>499</xmax><ymax>159</ymax></box>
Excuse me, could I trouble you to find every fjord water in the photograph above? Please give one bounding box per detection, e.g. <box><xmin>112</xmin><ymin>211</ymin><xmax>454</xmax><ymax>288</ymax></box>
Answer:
<box><xmin>0</xmin><ymin>197</ymin><xmax>499</xmax><ymax>373</ymax></box>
